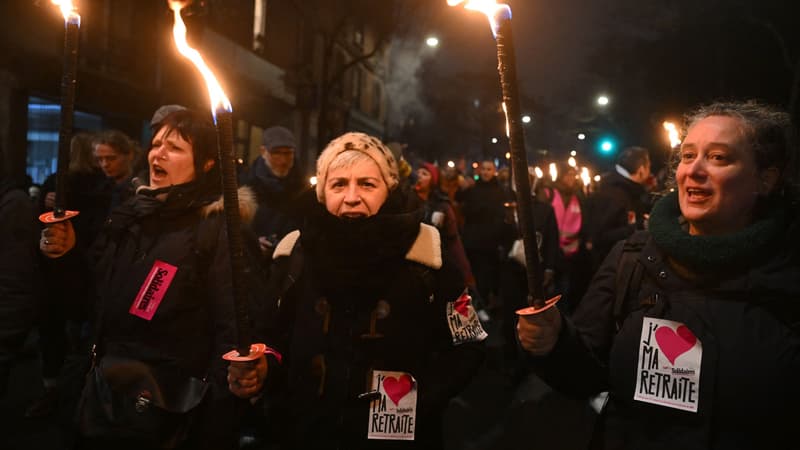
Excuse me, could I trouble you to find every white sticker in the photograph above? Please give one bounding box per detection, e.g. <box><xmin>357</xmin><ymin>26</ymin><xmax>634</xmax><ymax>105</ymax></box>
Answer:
<box><xmin>634</xmin><ymin>317</ymin><xmax>702</xmax><ymax>413</ymax></box>
<box><xmin>446</xmin><ymin>290</ymin><xmax>488</xmax><ymax>345</ymax></box>
<box><xmin>367</xmin><ymin>370</ymin><xmax>417</xmax><ymax>441</ymax></box>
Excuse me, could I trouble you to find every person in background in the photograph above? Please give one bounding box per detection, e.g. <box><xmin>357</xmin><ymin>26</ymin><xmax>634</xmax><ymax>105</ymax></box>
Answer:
<box><xmin>0</xmin><ymin>157</ymin><xmax>40</xmax><ymax>397</ymax></box>
<box><xmin>518</xmin><ymin>100</ymin><xmax>800</xmax><ymax>449</ymax></box>
<box><xmin>91</xmin><ymin>130</ymin><xmax>138</xmax><ymax>210</ymax></box>
<box><xmin>28</xmin><ymin>132</ymin><xmax>110</xmax><ymax>419</ymax></box>
<box><xmin>387</xmin><ymin>141</ymin><xmax>421</xmax><ymax>212</ymax></box>
<box><xmin>497</xmin><ymin>166</ymin><xmax>512</xmax><ymax>191</ymax></box>
<box><xmin>590</xmin><ymin>146</ymin><xmax>652</xmax><ymax>270</ymax></box>
<box><xmin>439</xmin><ymin>165</ymin><xmax>468</xmax><ymax>229</ymax></box>
<box><xmin>228</xmin><ymin>132</ymin><xmax>486</xmax><ymax>449</ymax></box>
<box><xmin>415</xmin><ymin>161</ymin><xmax>476</xmax><ymax>292</ymax></box>
<box><xmin>543</xmin><ymin>163</ymin><xmax>593</xmax><ymax>313</ymax></box>
<box><xmin>245</xmin><ymin>126</ymin><xmax>305</xmax><ymax>257</ymax></box>
<box><xmin>457</xmin><ymin>159</ymin><xmax>515</xmax><ymax>319</ymax></box>
<box><xmin>500</xmin><ymin>169</ymin><xmax>560</xmax><ymax>373</ymax></box>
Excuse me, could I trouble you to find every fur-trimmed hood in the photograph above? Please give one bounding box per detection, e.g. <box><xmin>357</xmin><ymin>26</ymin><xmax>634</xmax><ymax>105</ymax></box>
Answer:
<box><xmin>273</xmin><ymin>222</ymin><xmax>442</xmax><ymax>269</ymax></box>
<box><xmin>201</xmin><ymin>186</ymin><xmax>258</xmax><ymax>224</ymax></box>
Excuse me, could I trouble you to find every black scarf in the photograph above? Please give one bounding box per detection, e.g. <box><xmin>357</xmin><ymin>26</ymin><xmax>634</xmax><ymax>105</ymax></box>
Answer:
<box><xmin>108</xmin><ymin>181</ymin><xmax>218</xmax><ymax>234</ymax></box>
<box><xmin>302</xmin><ymin>197</ymin><xmax>423</xmax><ymax>299</ymax></box>
<box><xmin>648</xmin><ymin>191</ymin><xmax>788</xmax><ymax>273</ymax></box>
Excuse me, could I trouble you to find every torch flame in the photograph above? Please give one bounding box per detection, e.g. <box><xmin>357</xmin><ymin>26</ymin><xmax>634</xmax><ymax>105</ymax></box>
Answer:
<box><xmin>447</xmin><ymin>0</ymin><xmax>511</xmax><ymax>37</ymax></box>
<box><xmin>501</xmin><ymin>102</ymin><xmax>510</xmax><ymax>137</ymax></box>
<box><xmin>169</xmin><ymin>1</ymin><xmax>232</xmax><ymax>118</ymax></box>
<box><xmin>580</xmin><ymin>167</ymin><xmax>591</xmax><ymax>187</ymax></box>
<box><xmin>51</xmin><ymin>0</ymin><xmax>80</xmax><ymax>24</ymax></box>
<box><xmin>663</xmin><ymin>121</ymin><xmax>681</xmax><ymax>148</ymax></box>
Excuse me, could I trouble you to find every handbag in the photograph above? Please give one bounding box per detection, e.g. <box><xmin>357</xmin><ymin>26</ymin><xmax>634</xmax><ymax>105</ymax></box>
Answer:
<box><xmin>76</xmin><ymin>352</ymin><xmax>209</xmax><ymax>447</ymax></box>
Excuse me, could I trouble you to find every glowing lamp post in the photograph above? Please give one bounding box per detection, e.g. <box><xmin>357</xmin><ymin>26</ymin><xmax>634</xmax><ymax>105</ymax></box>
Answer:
<box><xmin>448</xmin><ymin>0</ymin><xmax>556</xmax><ymax>311</ymax></box>
<box><xmin>169</xmin><ymin>1</ymin><xmax>264</xmax><ymax>361</ymax></box>
<box><xmin>40</xmin><ymin>0</ymin><xmax>82</xmax><ymax>224</ymax></box>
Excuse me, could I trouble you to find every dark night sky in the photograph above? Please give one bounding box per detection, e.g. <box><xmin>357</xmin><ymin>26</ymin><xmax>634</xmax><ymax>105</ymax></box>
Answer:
<box><xmin>408</xmin><ymin>0</ymin><xmax>800</xmax><ymax>170</ymax></box>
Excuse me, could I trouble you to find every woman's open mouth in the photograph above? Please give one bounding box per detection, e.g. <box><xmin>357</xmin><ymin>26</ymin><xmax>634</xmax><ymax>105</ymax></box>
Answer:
<box><xmin>685</xmin><ymin>187</ymin><xmax>711</xmax><ymax>202</ymax></box>
<box><xmin>151</xmin><ymin>164</ymin><xmax>168</xmax><ymax>179</ymax></box>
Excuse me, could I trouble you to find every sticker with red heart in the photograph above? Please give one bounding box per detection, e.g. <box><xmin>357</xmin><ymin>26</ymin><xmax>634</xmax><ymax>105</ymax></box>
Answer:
<box><xmin>453</xmin><ymin>292</ymin><xmax>471</xmax><ymax>317</ymax></box>
<box><xmin>383</xmin><ymin>374</ymin><xmax>413</xmax><ymax>405</ymax></box>
<box><xmin>655</xmin><ymin>325</ymin><xmax>697</xmax><ymax>365</ymax></box>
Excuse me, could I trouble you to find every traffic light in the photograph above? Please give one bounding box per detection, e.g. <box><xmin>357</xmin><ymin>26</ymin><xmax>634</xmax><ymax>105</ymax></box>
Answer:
<box><xmin>598</xmin><ymin>137</ymin><xmax>616</xmax><ymax>155</ymax></box>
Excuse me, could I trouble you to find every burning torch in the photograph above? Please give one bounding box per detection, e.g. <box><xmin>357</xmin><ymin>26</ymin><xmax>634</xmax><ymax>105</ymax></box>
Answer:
<box><xmin>169</xmin><ymin>0</ymin><xmax>264</xmax><ymax>361</ymax></box>
<box><xmin>40</xmin><ymin>0</ymin><xmax>81</xmax><ymax>225</ymax></box>
<box><xmin>663</xmin><ymin>121</ymin><xmax>681</xmax><ymax>149</ymax></box>
<box><xmin>448</xmin><ymin>0</ymin><xmax>558</xmax><ymax>312</ymax></box>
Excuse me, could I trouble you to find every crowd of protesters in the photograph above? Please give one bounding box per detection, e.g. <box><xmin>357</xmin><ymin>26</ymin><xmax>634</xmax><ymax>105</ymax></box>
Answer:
<box><xmin>0</xmin><ymin>98</ymin><xmax>798</xmax><ymax>449</ymax></box>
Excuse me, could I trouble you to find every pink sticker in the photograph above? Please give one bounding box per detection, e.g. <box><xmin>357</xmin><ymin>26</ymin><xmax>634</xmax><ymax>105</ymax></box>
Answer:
<box><xmin>129</xmin><ymin>260</ymin><xmax>178</xmax><ymax>321</ymax></box>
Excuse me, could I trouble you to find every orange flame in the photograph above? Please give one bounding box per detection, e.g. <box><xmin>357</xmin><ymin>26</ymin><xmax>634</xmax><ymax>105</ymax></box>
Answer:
<box><xmin>501</xmin><ymin>102</ymin><xmax>510</xmax><ymax>137</ymax></box>
<box><xmin>549</xmin><ymin>162</ymin><xmax>558</xmax><ymax>182</ymax></box>
<box><xmin>169</xmin><ymin>1</ymin><xmax>232</xmax><ymax>117</ymax></box>
<box><xmin>51</xmin><ymin>0</ymin><xmax>80</xmax><ymax>24</ymax></box>
<box><xmin>447</xmin><ymin>0</ymin><xmax>511</xmax><ymax>37</ymax></box>
<box><xmin>662</xmin><ymin>121</ymin><xmax>681</xmax><ymax>148</ymax></box>
<box><xmin>580</xmin><ymin>167</ymin><xmax>591</xmax><ymax>187</ymax></box>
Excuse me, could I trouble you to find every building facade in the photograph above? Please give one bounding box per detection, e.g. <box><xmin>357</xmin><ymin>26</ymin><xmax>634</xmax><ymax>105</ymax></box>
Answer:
<box><xmin>0</xmin><ymin>0</ymin><xmax>392</xmax><ymax>184</ymax></box>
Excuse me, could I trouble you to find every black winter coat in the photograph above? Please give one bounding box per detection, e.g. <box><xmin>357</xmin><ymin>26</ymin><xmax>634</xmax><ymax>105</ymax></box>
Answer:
<box><xmin>262</xmin><ymin>207</ymin><xmax>486</xmax><ymax>449</ymax></box>
<box><xmin>60</xmin><ymin>183</ymin><xmax>262</xmax><ymax>449</ymax></box>
<box><xmin>589</xmin><ymin>170</ymin><xmax>651</xmax><ymax>266</ymax></box>
<box><xmin>531</xmin><ymin>194</ymin><xmax>800</xmax><ymax>449</ymax></box>
<box><xmin>245</xmin><ymin>157</ymin><xmax>306</xmax><ymax>247</ymax></box>
<box><xmin>457</xmin><ymin>178</ymin><xmax>514</xmax><ymax>251</ymax></box>
<box><xmin>0</xmin><ymin>180</ymin><xmax>39</xmax><ymax>374</ymax></box>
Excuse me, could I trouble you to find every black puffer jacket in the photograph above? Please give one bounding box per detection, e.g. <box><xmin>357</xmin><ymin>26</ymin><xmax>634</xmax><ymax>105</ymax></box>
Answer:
<box><xmin>531</xmin><ymin>192</ymin><xmax>800</xmax><ymax>449</ymax></box>
<box><xmin>60</xmin><ymin>182</ymin><xmax>262</xmax><ymax>448</ymax></box>
<box><xmin>262</xmin><ymin>204</ymin><xmax>486</xmax><ymax>450</ymax></box>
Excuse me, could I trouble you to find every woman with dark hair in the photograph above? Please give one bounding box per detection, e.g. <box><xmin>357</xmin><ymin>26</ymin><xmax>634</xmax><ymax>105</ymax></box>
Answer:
<box><xmin>518</xmin><ymin>100</ymin><xmax>800</xmax><ymax>449</ymax></box>
<box><xmin>227</xmin><ymin>132</ymin><xmax>486</xmax><ymax>449</ymax></box>
<box><xmin>40</xmin><ymin>109</ymin><xmax>260</xmax><ymax>449</ymax></box>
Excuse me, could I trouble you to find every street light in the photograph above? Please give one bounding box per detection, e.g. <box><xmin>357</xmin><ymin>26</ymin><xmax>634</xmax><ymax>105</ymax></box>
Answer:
<box><xmin>491</xmin><ymin>137</ymin><xmax>499</xmax><ymax>144</ymax></box>
<box><xmin>577</xmin><ymin>133</ymin><xmax>586</xmax><ymax>141</ymax></box>
<box><xmin>597</xmin><ymin>95</ymin><xmax>610</xmax><ymax>106</ymax></box>
<box><xmin>521</xmin><ymin>114</ymin><xmax>531</xmax><ymax>124</ymax></box>
<box><xmin>426</xmin><ymin>36</ymin><xmax>439</xmax><ymax>48</ymax></box>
